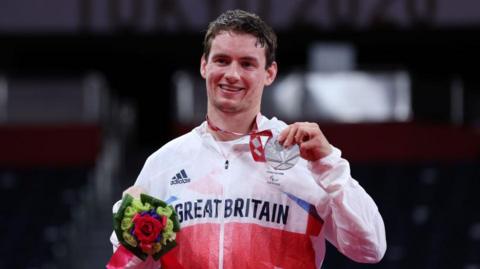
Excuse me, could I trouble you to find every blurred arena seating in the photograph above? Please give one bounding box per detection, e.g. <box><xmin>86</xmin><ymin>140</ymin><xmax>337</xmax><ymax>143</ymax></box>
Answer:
<box><xmin>322</xmin><ymin>162</ymin><xmax>480</xmax><ymax>269</ymax></box>
<box><xmin>0</xmin><ymin>74</ymin><xmax>134</xmax><ymax>268</ymax></box>
<box><xmin>0</xmin><ymin>168</ymin><xmax>89</xmax><ymax>268</ymax></box>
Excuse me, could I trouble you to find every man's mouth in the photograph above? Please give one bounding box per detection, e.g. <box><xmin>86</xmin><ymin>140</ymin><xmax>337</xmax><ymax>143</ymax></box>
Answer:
<box><xmin>219</xmin><ymin>84</ymin><xmax>245</xmax><ymax>92</ymax></box>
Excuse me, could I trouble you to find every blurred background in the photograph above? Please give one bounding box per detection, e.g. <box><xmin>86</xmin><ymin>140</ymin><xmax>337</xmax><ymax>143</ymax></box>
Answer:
<box><xmin>1</xmin><ymin>0</ymin><xmax>480</xmax><ymax>268</ymax></box>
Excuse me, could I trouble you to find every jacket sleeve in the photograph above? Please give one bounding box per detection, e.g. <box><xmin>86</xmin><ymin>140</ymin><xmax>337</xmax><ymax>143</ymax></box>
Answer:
<box><xmin>309</xmin><ymin>147</ymin><xmax>387</xmax><ymax>263</ymax></box>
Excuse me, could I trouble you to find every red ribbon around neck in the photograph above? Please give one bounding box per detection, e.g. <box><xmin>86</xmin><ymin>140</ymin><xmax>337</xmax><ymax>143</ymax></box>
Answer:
<box><xmin>206</xmin><ymin>115</ymin><xmax>272</xmax><ymax>162</ymax></box>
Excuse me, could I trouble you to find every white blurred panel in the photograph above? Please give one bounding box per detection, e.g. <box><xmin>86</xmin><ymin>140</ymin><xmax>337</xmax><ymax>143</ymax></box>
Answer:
<box><xmin>270</xmin><ymin>73</ymin><xmax>304</xmax><ymax>119</ymax></box>
<box><xmin>303</xmin><ymin>71</ymin><xmax>411</xmax><ymax>122</ymax></box>
<box><xmin>173</xmin><ymin>71</ymin><xmax>195</xmax><ymax>123</ymax></box>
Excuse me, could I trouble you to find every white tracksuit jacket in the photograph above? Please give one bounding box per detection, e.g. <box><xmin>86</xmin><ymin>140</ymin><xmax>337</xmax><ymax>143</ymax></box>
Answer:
<box><xmin>111</xmin><ymin>115</ymin><xmax>386</xmax><ymax>269</ymax></box>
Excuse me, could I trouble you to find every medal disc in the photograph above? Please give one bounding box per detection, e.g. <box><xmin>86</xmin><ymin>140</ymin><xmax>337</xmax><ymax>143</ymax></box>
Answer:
<box><xmin>264</xmin><ymin>136</ymin><xmax>300</xmax><ymax>170</ymax></box>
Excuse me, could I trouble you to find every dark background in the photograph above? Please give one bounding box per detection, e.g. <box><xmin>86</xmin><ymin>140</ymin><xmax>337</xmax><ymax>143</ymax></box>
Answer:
<box><xmin>1</xmin><ymin>1</ymin><xmax>480</xmax><ymax>268</ymax></box>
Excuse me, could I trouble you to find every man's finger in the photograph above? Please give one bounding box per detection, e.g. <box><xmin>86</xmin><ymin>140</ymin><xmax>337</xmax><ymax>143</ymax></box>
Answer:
<box><xmin>283</xmin><ymin>124</ymin><xmax>299</xmax><ymax>147</ymax></box>
<box><xmin>300</xmin><ymin>138</ymin><xmax>333</xmax><ymax>160</ymax></box>
<box><xmin>295</xmin><ymin>128</ymin><xmax>310</xmax><ymax>143</ymax></box>
<box><xmin>278</xmin><ymin>126</ymin><xmax>290</xmax><ymax>142</ymax></box>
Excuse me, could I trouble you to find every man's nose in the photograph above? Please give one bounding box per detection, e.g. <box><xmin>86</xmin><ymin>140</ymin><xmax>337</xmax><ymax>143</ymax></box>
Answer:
<box><xmin>224</xmin><ymin>62</ymin><xmax>241</xmax><ymax>82</ymax></box>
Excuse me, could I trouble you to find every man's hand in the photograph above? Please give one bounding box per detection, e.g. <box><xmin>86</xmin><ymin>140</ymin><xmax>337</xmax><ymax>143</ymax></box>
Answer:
<box><xmin>122</xmin><ymin>185</ymin><xmax>146</xmax><ymax>199</ymax></box>
<box><xmin>278</xmin><ymin>122</ymin><xmax>332</xmax><ymax>162</ymax></box>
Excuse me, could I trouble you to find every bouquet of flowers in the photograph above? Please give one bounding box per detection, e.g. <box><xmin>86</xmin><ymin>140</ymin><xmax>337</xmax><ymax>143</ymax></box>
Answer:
<box><xmin>109</xmin><ymin>193</ymin><xmax>180</xmax><ymax>265</ymax></box>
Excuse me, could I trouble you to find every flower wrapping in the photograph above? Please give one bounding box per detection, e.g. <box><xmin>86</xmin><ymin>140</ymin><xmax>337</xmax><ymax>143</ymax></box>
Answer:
<box><xmin>113</xmin><ymin>193</ymin><xmax>180</xmax><ymax>261</ymax></box>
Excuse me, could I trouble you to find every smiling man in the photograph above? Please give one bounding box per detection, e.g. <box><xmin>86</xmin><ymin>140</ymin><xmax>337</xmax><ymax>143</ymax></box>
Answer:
<box><xmin>111</xmin><ymin>9</ymin><xmax>386</xmax><ymax>269</ymax></box>
<box><xmin>201</xmin><ymin>26</ymin><xmax>277</xmax><ymax>135</ymax></box>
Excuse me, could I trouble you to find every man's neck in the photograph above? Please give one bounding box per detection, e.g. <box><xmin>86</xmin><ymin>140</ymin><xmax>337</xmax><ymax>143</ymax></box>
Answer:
<box><xmin>207</xmin><ymin>109</ymin><xmax>258</xmax><ymax>141</ymax></box>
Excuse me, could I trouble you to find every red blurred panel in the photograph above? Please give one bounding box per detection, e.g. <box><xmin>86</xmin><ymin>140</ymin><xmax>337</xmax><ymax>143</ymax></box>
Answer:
<box><xmin>321</xmin><ymin>123</ymin><xmax>480</xmax><ymax>162</ymax></box>
<box><xmin>0</xmin><ymin>124</ymin><xmax>102</xmax><ymax>167</ymax></box>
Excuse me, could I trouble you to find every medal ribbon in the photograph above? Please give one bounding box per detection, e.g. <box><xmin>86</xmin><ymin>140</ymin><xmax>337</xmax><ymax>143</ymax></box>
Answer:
<box><xmin>206</xmin><ymin>115</ymin><xmax>272</xmax><ymax>162</ymax></box>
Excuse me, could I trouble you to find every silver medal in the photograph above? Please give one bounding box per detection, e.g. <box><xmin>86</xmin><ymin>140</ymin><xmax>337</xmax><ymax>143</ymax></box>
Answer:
<box><xmin>264</xmin><ymin>136</ymin><xmax>300</xmax><ymax>170</ymax></box>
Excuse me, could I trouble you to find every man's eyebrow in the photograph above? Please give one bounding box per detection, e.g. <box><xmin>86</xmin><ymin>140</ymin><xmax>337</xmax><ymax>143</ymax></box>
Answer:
<box><xmin>211</xmin><ymin>53</ymin><xmax>230</xmax><ymax>59</ymax></box>
<box><xmin>210</xmin><ymin>54</ymin><xmax>260</xmax><ymax>63</ymax></box>
<box><xmin>239</xmin><ymin>56</ymin><xmax>259</xmax><ymax>63</ymax></box>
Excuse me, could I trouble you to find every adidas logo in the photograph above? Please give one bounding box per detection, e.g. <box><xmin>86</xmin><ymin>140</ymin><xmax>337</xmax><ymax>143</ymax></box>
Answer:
<box><xmin>170</xmin><ymin>169</ymin><xmax>191</xmax><ymax>185</ymax></box>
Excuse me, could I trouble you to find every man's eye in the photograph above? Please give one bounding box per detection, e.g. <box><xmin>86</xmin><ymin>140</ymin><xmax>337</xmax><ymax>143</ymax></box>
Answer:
<box><xmin>242</xmin><ymin>62</ymin><xmax>254</xmax><ymax>68</ymax></box>
<box><xmin>215</xmin><ymin>59</ymin><xmax>228</xmax><ymax>65</ymax></box>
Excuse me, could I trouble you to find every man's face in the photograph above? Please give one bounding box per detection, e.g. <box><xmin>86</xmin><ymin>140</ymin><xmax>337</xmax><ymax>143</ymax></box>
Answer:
<box><xmin>201</xmin><ymin>31</ymin><xmax>277</xmax><ymax>115</ymax></box>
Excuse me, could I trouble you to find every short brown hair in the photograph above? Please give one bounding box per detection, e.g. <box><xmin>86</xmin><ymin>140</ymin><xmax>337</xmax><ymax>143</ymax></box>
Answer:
<box><xmin>203</xmin><ymin>9</ymin><xmax>277</xmax><ymax>68</ymax></box>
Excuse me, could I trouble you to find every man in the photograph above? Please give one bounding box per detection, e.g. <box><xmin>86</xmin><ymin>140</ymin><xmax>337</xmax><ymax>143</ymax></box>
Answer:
<box><xmin>111</xmin><ymin>9</ymin><xmax>386</xmax><ymax>269</ymax></box>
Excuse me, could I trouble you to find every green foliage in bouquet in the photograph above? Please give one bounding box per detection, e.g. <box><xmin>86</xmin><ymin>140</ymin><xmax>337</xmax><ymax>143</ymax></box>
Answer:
<box><xmin>113</xmin><ymin>193</ymin><xmax>180</xmax><ymax>261</ymax></box>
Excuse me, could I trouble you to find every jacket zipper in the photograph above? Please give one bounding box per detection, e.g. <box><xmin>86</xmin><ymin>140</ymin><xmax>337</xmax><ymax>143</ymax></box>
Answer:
<box><xmin>218</xmin><ymin>158</ymin><xmax>227</xmax><ymax>269</ymax></box>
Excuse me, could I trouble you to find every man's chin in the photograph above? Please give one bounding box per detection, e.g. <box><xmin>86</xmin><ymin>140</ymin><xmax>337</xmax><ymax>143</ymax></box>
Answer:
<box><xmin>216</xmin><ymin>103</ymin><xmax>242</xmax><ymax>114</ymax></box>
<box><xmin>218</xmin><ymin>106</ymin><xmax>241</xmax><ymax>113</ymax></box>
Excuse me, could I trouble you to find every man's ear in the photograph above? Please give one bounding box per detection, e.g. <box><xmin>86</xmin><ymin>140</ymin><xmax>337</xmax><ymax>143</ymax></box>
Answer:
<box><xmin>200</xmin><ymin>54</ymin><xmax>207</xmax><ymax>79</ymax></box>
<box><xmin>264</xmin><ymin>61</ymin><xmax>278</xmax><ymax>86</ymax></box>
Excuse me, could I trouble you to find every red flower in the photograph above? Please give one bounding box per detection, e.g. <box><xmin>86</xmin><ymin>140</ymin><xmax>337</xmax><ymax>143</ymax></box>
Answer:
<box><xmin>139</xmin><ymin>242</ymin><xmax>154</xmax><ymax>254</ymax></box>
<box><xmin>132</xmin><ymin>214</ymin><xmax>164</xmax><ymax>245</ymax></box>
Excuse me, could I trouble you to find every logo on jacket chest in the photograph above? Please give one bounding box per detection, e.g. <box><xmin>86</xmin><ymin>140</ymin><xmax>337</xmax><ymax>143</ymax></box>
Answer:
<box><xmin>170</xmin><ymin>169</ymin><xmax>191</xmax><ymax>185</ymax></box>
<box><xmin>266</xmin><ymin>170</ymin><xmax>284</xmax><ymax>187</ymax></box>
